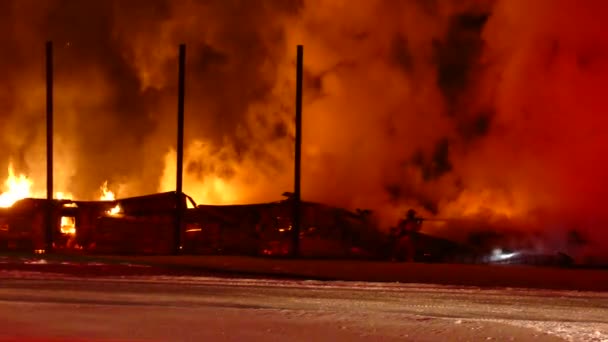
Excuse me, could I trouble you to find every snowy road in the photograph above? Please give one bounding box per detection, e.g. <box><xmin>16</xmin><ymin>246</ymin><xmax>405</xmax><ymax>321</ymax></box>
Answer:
<box><xmin>0</xmin><ymin>271</ymin><xmax>607</xmax><ymax>341</ymax></box>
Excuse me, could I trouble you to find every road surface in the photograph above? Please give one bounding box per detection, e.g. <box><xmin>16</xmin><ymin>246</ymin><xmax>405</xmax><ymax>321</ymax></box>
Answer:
<box><xmin>0</xmin><ymin>271</ymin><xmax>607</xmax><ymax>341</ymax></box>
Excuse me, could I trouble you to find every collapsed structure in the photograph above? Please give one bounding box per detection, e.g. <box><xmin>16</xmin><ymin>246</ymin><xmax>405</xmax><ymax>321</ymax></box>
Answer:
<box><xmin>0</xmin><ymin>191</ymin><xmax>575</xmax><ymax>267</ymax></box>
<box><xmin>0</xmin><ymin>192</ymin><xmax>386</xmax><ymax>258</ymax></box>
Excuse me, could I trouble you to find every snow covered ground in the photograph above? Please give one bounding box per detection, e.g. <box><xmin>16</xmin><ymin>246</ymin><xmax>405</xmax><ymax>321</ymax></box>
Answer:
<box><xmin>0</xmin><ymin>270</ymin><xmax>607</xmax><ymax>341</ymax></box>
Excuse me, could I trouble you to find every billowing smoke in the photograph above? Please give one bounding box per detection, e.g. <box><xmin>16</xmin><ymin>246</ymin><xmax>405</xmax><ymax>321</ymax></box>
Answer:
<box><xmin>1</xmin><ymin>0</ymin><xmax>607</xmax><ymax>261</ymax></box>
<box><xmin>469</xmin><ymin>0</ymin><xmax>608</xmax><ymax>262</ymax></box>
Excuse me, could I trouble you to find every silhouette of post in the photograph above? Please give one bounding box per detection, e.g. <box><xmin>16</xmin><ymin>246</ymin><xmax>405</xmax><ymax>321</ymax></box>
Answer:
<box><xmin>45</xmin><ymin>41</ymin><xmax>54</xmax><ymax>252</ymax></box>
<box><xmin>174</xmin><ymin>44</ymin><xmax>186</xmax><ymax>255</ymax></box>
<box><xmin>292</xmin><ymin>45</ymin><xmax>303</xmax><ymax>257</ymax></box>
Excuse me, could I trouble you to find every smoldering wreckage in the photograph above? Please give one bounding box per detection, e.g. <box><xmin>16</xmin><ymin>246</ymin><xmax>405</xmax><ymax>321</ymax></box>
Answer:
<box><xmin>0</xmin><ymin>190</ymin><xmax>575</xmax><ymax>266</ymax></box>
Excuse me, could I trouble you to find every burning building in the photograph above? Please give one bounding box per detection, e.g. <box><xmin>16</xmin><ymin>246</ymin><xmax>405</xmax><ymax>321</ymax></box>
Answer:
<box><xmin>0</xmin><ymin>177</ymin><xmax>121</xmax><ymax>253</ymax></box>
<box><xmin>0</xmin><ymin>1</ymin><xmax>606</xmax><ymax>263</ymax></box>
<box><xmin>0</xmin><ymin>188</ymin><xmax>385</xmax><ymax>258</ymax></box>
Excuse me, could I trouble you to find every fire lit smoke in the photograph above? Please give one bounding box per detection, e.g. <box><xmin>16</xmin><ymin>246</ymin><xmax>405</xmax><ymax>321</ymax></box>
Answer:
<box><xmin>0</xmin><ymin>162</ymin><xmax>73</xmax><ymax>207</ymax></box>
<box><xmin>0</xmin><ymin>0</ymin><xmax>607</xmax><ymax>261</ymax></box>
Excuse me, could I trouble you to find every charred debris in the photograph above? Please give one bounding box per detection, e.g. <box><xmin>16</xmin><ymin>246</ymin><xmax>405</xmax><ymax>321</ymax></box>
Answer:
<box><xmin>0</xmin><ymin>191</ymin><xmax>384</xmax><ymax>258</ymax></box>
<box><xmin>0</xmin><ymin>191</ymin><xmax>574</xmax><ymax>267</ymax></box>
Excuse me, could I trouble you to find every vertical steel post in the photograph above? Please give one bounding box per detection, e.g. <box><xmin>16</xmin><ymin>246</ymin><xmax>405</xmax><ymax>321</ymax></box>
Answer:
<box><xmin>45</xmin><ymin>41</ymin><xmax>54</xmax><ymax>252</ymax></box>
<box><xmin>292</xmin><ymin>45</ymin><xmax>303</xmax><ymax>257</ymax></box>
<box><xmin>174</xmin><ymin>44</ymin><xmax>186</xmax><ymax>255</ymax></box>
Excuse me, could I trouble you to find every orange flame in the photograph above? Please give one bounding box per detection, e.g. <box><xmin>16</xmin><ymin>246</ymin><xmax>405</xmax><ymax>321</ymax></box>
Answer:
<box><xmin>0</xmin><ymin>163</ymin><xmax>33</xmax><ymax>208</ymax></box>
<box><xmin>0</xmin><ymin>162</ymin><xmax>73</xmax><ymax>207</ymax></box>
<box><xmin>60</xmin><ymin>216</ymin><xmax>76</xmax><ymax>235</ymax></box>
<box><xmin>99</xmin><ymin>181</ymin><xmax>121</xmax><ymax>215</ymax></box>
<box><xmin>99</xmin><ymin>181</ymin><xmax>116</xmax><ymax>201</ymax></box>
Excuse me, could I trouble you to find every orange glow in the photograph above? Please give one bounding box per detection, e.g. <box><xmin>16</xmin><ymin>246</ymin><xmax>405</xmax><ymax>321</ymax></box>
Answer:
<box><xmin>0</xmin><ymin>163</ymin><xmax>73</xmax><ymax>207</ymax></box>
<box><xmin>55</xmin><ymin>192</ymin><xmax>71</xmax><ymax>200</ymax></box>
<box><xmin>158</xmin><ymin>143</ymin><xmax>250</xmax><ymax>205</ymax></box>
<box><xmin>441</xmin><ymin>189</ymin><xmax>529</xmax><ymax>220</ymax></box>
<box><xmin>106</xmin><ymin>204</ymin><xmax>122</xmax><ymax>216</ymax></box>
<box><xmin>60</xmin><ymin>216</ymin><xmax>76</xmax><ymax>235</ymax></box>
<box><xmin>98</xmin><ymin>181</ymin><xmax>122</xmax><ymax>216</ymax></box>
<box><xmin>0</xmin><ymin>163</ymin><xmax>33</xmax><ymax>208</ymax></box>
<box><xmin>99</xmin><ymin>181</ymin><xmax>116</xmax><ymax>201</ymax></box>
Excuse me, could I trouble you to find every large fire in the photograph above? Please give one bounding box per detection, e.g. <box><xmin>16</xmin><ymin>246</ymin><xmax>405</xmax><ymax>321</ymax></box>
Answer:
<box><xmin>0</xmin><ymin>163</ymin><xmax>123</xmax><ymax>237</ymax></box>
<box><xmin>0</xmin><ymin>163</ymin><xmax>33</xmax><ymax>208</ymax></box>
<box><xmin>0</xmin><ymin>163</ymin><xmax>74</xmax><ymax>208</ymax></box>
<box><xmin>0</xmin><ymin>0</ymin><xmax>606</xmax><ymax>260</ymax></box>
<box><xmin>0</xmin><ymin>164</ymin><xmax>121</xmax><ymax>217</ymax></box>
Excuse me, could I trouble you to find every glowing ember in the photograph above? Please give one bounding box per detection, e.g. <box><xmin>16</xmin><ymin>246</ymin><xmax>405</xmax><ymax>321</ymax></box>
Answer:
<box><xmin>60</xmin><ymin>216</ymin><xmax>76</xmax><ymax>235</ymax></box>
<box><xmin>107</xmin><ymin>204</ymin><xmax>122</xmax><ymax>216</ymax></box>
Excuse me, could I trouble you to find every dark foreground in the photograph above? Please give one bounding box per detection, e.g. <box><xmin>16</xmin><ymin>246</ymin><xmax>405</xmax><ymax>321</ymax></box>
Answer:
<box><xmin>2</xmin><ymin>271</ymin><xmax>608</xmax><ymax>341</ymax></box>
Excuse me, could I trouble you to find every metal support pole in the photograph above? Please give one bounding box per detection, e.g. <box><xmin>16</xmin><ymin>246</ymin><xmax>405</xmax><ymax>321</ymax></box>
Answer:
<box><xmin>45</xmin><ymin>41</ymin><xmax>54</xmax><ymax>253</ymax></box>
<box><xmin>292</xmin><ymin>45</ymin><xmax>303</xmax><ymax>258</ymax></box>
<box><xmin>174</xmin><ymin>44</ymin><xmax>186</xmax><ymax>255</ymax></box>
